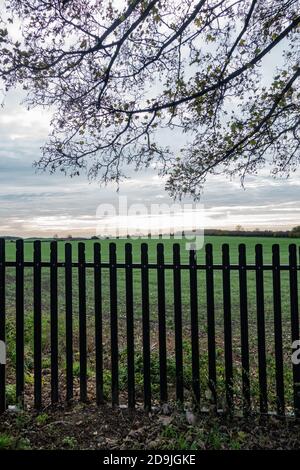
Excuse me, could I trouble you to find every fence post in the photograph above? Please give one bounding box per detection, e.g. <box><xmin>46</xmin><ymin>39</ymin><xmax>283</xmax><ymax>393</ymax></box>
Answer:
<box><xmin>289</xmin><ymin>244</ymin><xmax>300</xmax><ymax>418</ymax></box>
<box><xmin>0</xmin><ymin>239</ymin><xmax>6</xmax><ymax>413</ymax></box>
<box><xmin>222</xmin><ymin>244</ymin><xmax>233</xmax><ymax>412</ymax></box>
<box><xmin>141</xmin><ymin>243</ymin><xmax>151</xmax><ymax>411</ymax></box>
<box><xmin>94</xmin><ymin>243</ymin><xmax>103</xmax><ymax>405</ymax></box>
<box><xmin>157</xmin><ymin>244</ymin><xmax>168</xmax><ymax>403</ymax></box>
<box><xmin>189</xmin><ymin>249</ymin><xmax>200</xmax><ymax>405</ymax></box>
<box><xmin>125</xmin><ymin>243</ymin><xmax>135</xmax><ymax>409</ymax></box>
<box><xmin>65</xmin><ymin>243</ymin><xmax>73</xmax><ymax>401</ymax></box>
<box><xmin>238</xmin><ymin>244</ymin><xmax>250</xmax><ymax>414</ymax></box>
<box><xmin>205</xmin><ymin>244</ymin><xmax>217</xmax><ymax>408</ymax></box>
<box><xmin>255</xmin><ymin>244</ymin><xmax>268</xmax><ymax>414</ymax></box>
<box><xmin>33</xmin><ymin>240</ymin><xmax>42</xmax><ymax>409</ymax></box>
<box><xmin>78</xmin><ymin>242</ymin><xmax>87</xmax><ymax>402</ymax></box>
<box><xmin>109</xmin><ymin>243</ymin><xmax>119</xmax><ymax>406</ymax></box>
<box><xmin>50</xmin><ymin>241</ymin><xmax>59</xmax><ymax>404</ymax></box>
<box><xmin>272</xmin><ymin>244</ymin><xmax>285</xmax><ymax>416</ymax></box>
<box><xmin>173</xmin><ymin>244</ymin><xmax>184</xmax><ymax>403</ymax></box>
<box><xmin>16</xmin><ymin>239</ymin><xmax>24</xmax><ymax>406</ymax></box>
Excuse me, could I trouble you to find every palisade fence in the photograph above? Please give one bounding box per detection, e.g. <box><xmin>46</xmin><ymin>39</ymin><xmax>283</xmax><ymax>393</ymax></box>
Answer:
<box><xmin>0</xmin><ymin>238</ymin><xmax>300</xmax><ymax>418</ymax></box>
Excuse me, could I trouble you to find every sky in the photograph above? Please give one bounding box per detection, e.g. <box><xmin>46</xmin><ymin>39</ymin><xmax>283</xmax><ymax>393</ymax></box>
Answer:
<box><xmin>0</xmin><ymin>5</ymin><xmax>299</xmax><ymax>238</ymax></box>
<box><xmin>0</xmin><ymin>86</ymin><xmax>300</xmax><ymax>238</ymax></box>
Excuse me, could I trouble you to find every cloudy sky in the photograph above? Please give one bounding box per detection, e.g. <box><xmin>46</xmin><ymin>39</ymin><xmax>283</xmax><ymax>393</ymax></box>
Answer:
<box><xmin>0</xmin><ymin>85</ymin><xmax>299</xmax><ymax>238</ymax></box>
<box><xmin>0</xmin><ymin>2</ymin><xmax>298</xmax><ymax>238</ymax></box>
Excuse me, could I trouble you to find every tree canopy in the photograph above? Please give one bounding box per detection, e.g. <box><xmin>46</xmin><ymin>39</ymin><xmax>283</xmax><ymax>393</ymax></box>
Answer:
<box><xmin>291</xmin><ymin>225</ymin><xmax>300</xmax><ymax>236</ymax></box>
<box><xmin>0</xmin><ymin>0</ymin><xmax>299</xmax><ymax>197</ymax></box>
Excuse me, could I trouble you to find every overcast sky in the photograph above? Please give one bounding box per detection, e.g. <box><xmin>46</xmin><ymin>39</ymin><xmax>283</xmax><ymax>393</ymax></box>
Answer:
<box><xmin>0</xmin><ymin>86</ymin><xmax>299</xmax><ymax>238</ymax></box>
<box><xmin>0</xmin><ymin>31</ymin><xmax>299</xmax><ymax>238</ymax></box>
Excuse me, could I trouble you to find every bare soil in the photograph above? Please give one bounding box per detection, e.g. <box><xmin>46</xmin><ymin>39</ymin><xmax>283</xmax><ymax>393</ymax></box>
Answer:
<box><xmin>1</xmin><ymin>401</ymin><xmax>300</xmax><ymax>450</ymax></box>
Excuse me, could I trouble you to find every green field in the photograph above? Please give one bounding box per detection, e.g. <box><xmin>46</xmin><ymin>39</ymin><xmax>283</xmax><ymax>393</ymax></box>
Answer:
<box><xmin>3</xmin><ymin>235</ymin><xmax>300</xmax><ymax>413</ymax></box>
<box><xmin>4</xmin><ymin>234</ymin><xmax>300</xmax><ymax>263</ymax></box>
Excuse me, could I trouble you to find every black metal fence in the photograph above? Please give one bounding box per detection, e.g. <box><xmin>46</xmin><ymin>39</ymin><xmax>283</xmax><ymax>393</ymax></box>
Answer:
<box><xmin>0</xmin><ymin>239</ymin><xmax>300</xmax><ymax>418</ymax></box>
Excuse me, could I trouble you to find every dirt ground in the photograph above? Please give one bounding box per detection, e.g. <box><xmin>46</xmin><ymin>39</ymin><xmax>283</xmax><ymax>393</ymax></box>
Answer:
<box><xmin>1</xmin><ymin>401</ymin><xmax>300</xmax><ymax>450</ymax></box>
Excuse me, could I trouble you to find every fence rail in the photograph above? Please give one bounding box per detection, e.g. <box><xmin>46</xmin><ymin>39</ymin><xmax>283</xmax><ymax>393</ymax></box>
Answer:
<box><xmin>0</xmin><ymin>239</ymin><xmax>300</xmax><ymax>418</ymax></box>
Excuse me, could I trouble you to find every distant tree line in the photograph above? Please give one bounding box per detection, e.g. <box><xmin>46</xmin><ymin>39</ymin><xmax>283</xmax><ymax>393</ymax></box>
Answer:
<box><xmin>204</xmin><ymin>226</ymin><xmax>300</xmax><ymax>238</ymax></box>
<box><xmin>2</xmin><ymin>226</ymin><xmax>300</xmax><ymax>240</ymax></box>
<box><xmin>90</xmin><ymin>226</ymin><xmax>300</xmax><ymax>239</ymax></box>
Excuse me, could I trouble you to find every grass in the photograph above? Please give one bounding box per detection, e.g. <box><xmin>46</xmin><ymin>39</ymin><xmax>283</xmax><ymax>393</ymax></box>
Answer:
<box><xmin>0</xmin><ymin>433</ymin><xmax>14</xmax><ymax>450</ymax></box>
<box><xmin>0</xmin><ymin>431</ymin><xmax>30</xmax><ymax>450</ymax></box>
<box><xmin>61</xmin><ymin>436</ymin><xmax>78</xmax><ymax>449</ymax></box>
<box><xmin>160</xmin><ymin>421</ymin><xmax>249</xmax><ymax>450</ymax></box>
<box><xmin>2</xmin><ymin>235</ymin><xmax>300</xmax><ymax>413</ymax></box>
<box><xmin>3</xmin><ymin>235</ymin><xmax>300</xmax><ymax>263</ymax></box>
